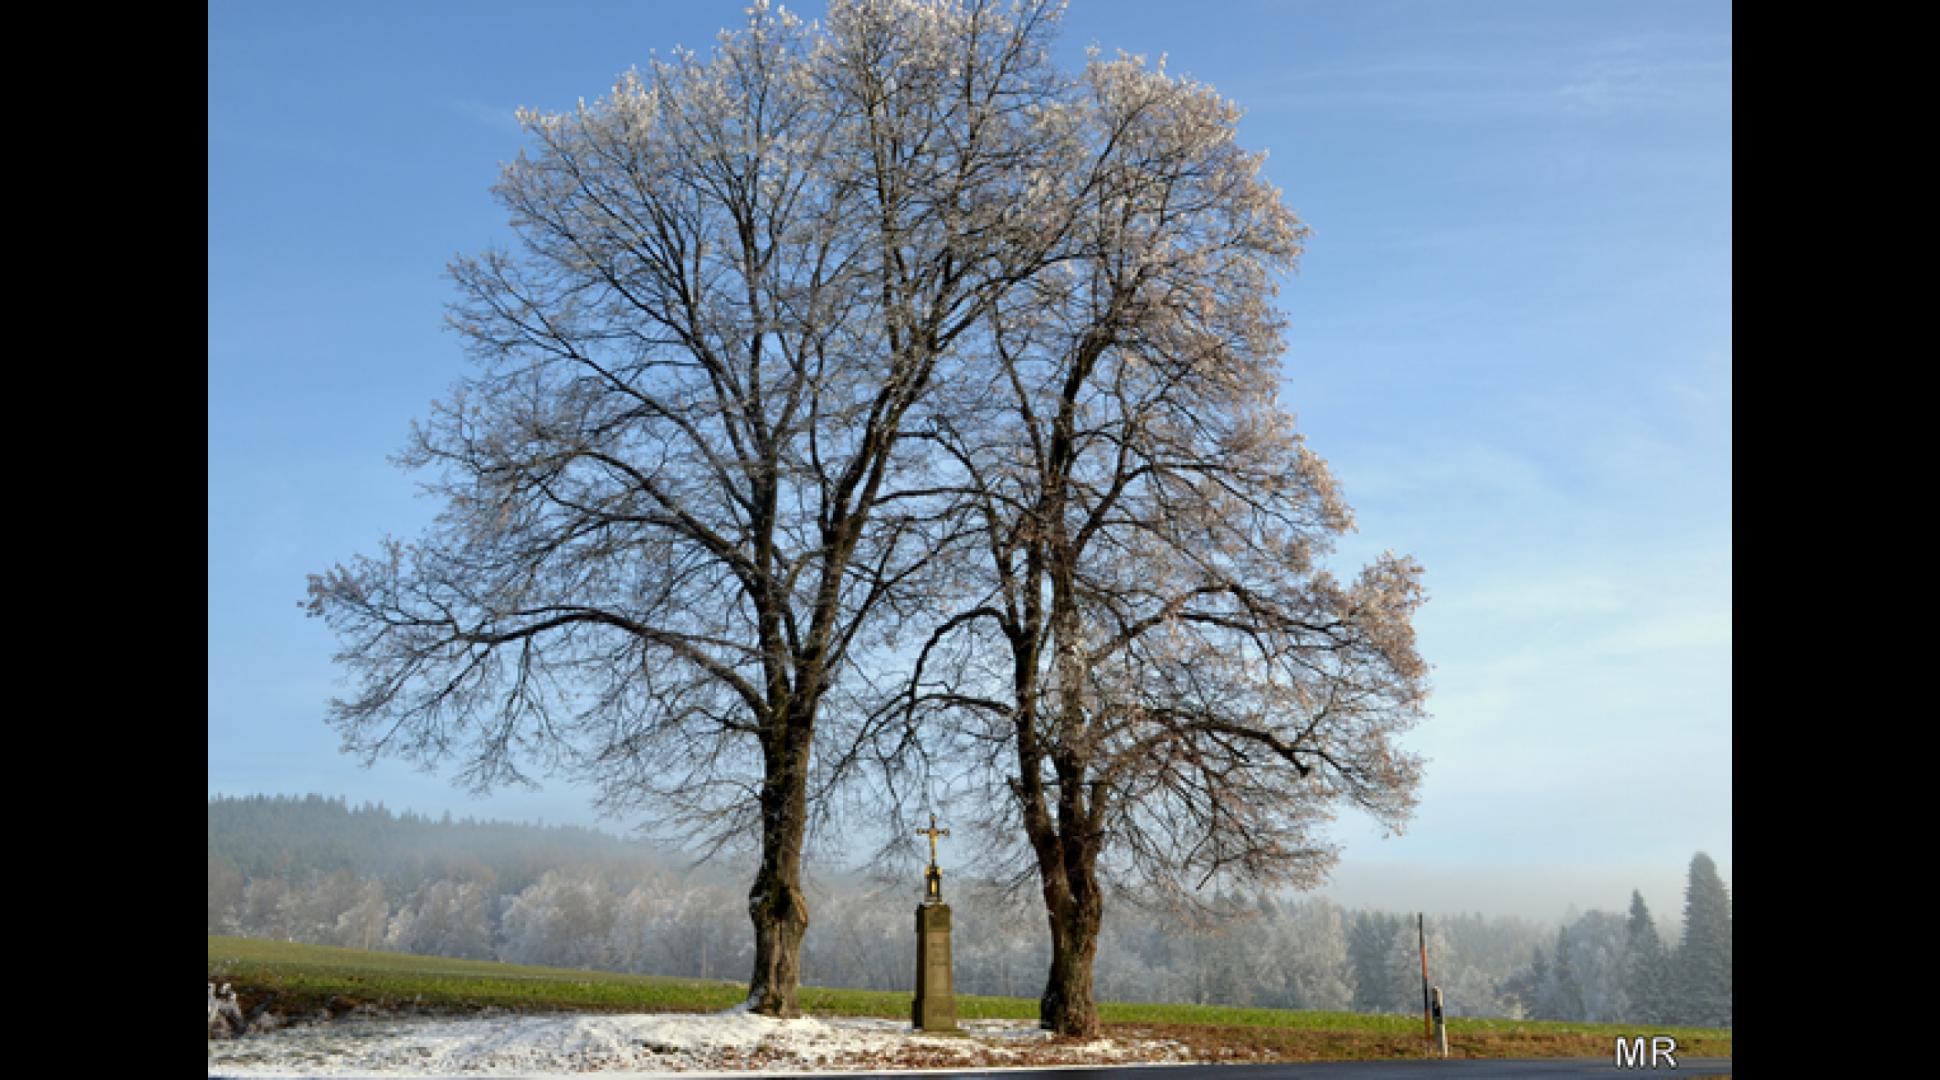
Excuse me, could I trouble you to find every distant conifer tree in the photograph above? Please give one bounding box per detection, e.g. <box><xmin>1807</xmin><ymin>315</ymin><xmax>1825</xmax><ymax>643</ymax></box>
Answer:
<box><xmin>1550</xmin><ymin>924</ymin><xmax>1585</xmax><ymax>1020</ymax></box>
<box><xmin>1501</xmin><ymin>943</ymin><xmax>1548</xmax><ymax>1019</ymax></box>
<box><xmin>1673</xmin><ymin>852</ymin><xmax>1731</xmax><ymax>1027</ymax></box>
<box><xmin>1622</xmin><ymin>889</ymin><xmax>1673</xmax><ymax>1024</ymax></box>
<box><xmin>1348</xmin><ymin>911</ymin><xmax>1402</xmax><ymax>1012</ymax></box>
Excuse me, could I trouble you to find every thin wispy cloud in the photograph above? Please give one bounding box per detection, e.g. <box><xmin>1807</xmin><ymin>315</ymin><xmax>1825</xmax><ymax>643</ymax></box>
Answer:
<box><xmin>448</xmin><ymin>97</ymin><xmax>525</xmax><ymax>135</ymax></box>
<box><xmin>1554</xmin><ymin>55</ymin><xmax>1732</xmax><ymax>118</ymax></box>
<box><xmin>1227</xmin><ymin>38</ymin><xmax>1729</xmax><ymax>122</ymax></box>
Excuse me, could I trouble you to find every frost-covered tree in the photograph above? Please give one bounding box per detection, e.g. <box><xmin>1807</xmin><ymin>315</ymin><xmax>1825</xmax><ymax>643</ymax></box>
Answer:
<box><xmin>1498</xmin><ymin>921</ymin><xmax>1615</xmax><ymax>1022</ymax></box>
<box><xmin>331</xmin><ymin>877</ymin><xmax>391</xmax><ymax>952</ymax></box>
<box><xmin>1441</xmin><ymin>963</ymin><xmax>1507</xmax><ymax>1021</ymax></box>
<box><xmin>1673</xmin><ymin>852</ymin><xmax>1731</xmax><ymax>1027</ymax></box>
<box><xmin>606</xmin><ymin>871</ymin><xmax>674</xmax><ymax>974</ymax></box>
<box><xmin>1172</xmin><ymin>893</ymin><xmax>1275</xmax><ymax>1006</ymax></box>
<box><xmin>806</xmin><ymin>879</ymin><xmax>912</xmax><ymax>991</ymax></box>
<box><xmin>1261</xmin><ymin>895</ymin><xmax>1352</xmax><ymax>1011</ymax></box>
<box><xmin>208</xmin><ymin>853</ymin><xmax>245</xmax><ymax>934</ymax></box>
<box><xmin>1349</xmin><ymin>911</ymin><xmax>1404</xmax><ymax>1012</ymax></box>
<box><xmin>1093</xmin><ymin>912</ymin><xmax>1168</xmax><ymax>1003</ymax></box>
<box><xmin>1622</xmin><ymin>890</ymin><xmax>1673</xmax><ymax>1025</ymax></box>
<box><xmin>1382</xmin><ymin>917</ymin><xmax>1447</xmax><ymax>1021</ymax></box>
<box><xmin>282</xmin><ymin>868</ymin><xmax>397</xmax><ymax>951</ymax></box>
<box><xmin>386</xmin><ymin>879</ymin><xmax>495</xmax><ymax>959</ymax></box>
<box><xmin>1559</xmin><ymin>910</ymin><xmax>1629</xmax><ymax>1022</ymax></box>
<box><xmin>890</xmin><ymin>46</ymin><xmax>1427</xmax><ymax>1034</ymax></box>
<box><xmin>1500</xmin><ymin>943</ymin><xmax>1549</xmax><ymax>1019</ymax></box>
<box><xmin>499</xmin><ymin>868</ymin><xmax>620</xmax><ymax>969</ymax></box>
<box><xmin>1549</xmin><ymin>925</ymin><xmax>1585</xmax><ymax>1021</ymax></box>
<box><xmin>1431</xmin><ymin>911</ymin><xmax>1540</xmax><ymax>1020</ymax></box>
<box><xmin>306</xmin><ymin>0</ymin><xmax>1091</xmax><ymax>1018</ymax></box>
<box><xmin>239</xmin><ymin>877</ymin><xmax>301</xmax><ymax>941</ymax></box>
<box><xmin>956</xmin><ymin>879</ymin><xmax>1048</xmax><ymax>998</ymax></box>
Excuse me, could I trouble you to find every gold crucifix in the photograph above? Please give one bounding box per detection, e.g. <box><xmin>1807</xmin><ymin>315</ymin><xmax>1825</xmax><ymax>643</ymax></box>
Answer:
<box><xmin>916</xmin><ymin>813</ymin><xmax>949</xmax><ymax>903</ymax></box>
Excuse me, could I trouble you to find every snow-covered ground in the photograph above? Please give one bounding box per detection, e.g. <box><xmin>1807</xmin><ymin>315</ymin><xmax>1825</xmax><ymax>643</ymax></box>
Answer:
<box><xmin>207</xmin><ymin>1006</ymin><xmax>1194</xmax><ymax>1077</ymax></box>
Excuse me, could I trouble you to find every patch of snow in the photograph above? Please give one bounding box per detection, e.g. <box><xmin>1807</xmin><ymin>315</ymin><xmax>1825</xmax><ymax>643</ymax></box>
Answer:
<box><xmin>206</xmin><ymin>1008</ymin><xmax>1192</xmax><ymax>1077</ymax></box>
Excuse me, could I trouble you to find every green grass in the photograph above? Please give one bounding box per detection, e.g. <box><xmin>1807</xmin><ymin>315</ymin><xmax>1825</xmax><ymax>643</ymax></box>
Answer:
<box><xmin>208</xmin><ymin>936</ymin><xmax>752</xmax><ymax>1014</ymax></box>
<box><xmin>209</xmin><ymin>935</ymin><xmax>1730</xmax><ymax>1061</ymax></box>
<box><xmin>1095</xmin><ymin>998</ymin><xmax>1724</xmax><ymax>1041</ymax></box>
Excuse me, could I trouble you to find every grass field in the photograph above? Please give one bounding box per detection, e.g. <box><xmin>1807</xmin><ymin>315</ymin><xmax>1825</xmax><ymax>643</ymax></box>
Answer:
<box><xmin>209</xmin><ymin>935</ymin><xmax>1732</xmax><ymax>1063</ymax></box>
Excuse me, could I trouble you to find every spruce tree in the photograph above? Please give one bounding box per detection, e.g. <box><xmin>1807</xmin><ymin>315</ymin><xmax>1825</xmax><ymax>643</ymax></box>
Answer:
<box><xmin>1674</xmin><ymin>852</ymin><xmax>1732</xmax><ymax>1027</ymax></box>
<box><xmin>1348</xmin><ymin>912</ymin><xmax>1401</xmax><ymax>1012</ymax></box>
<box><xmin>1622</xmin><ymin>889</ymin><xmax>1672</xmax><ymax>1024</ymax></box>
<box><xmin>1502</xmin><ymin>943</ymin><xmax>1549</xmax><ymax>1019</ymax></box>
<box><xmin>1551</xmin><ymin>925</ymin><xmax>1585</xmax><ymax>1020</ymax></box>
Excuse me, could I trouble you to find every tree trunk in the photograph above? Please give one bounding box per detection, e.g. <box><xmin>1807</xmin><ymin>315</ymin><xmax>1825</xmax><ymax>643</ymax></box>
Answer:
<box><xmin>1039</xmin><ymin>863</ymin><xmax>1103</xmax><ymax>1036</ymax></box>
<box><xmin>747</xmin><ymin>864</ymin><xmax>808</xmax><ymax>1016</ymax></box>
<box><xmin>746</xmin><ymin>715</ymin><xmax>812</xmax><ymax>1017</ymax></box>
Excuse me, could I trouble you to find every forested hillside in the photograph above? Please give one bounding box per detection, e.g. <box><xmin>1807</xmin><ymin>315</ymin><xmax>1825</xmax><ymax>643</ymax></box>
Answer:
<box><xmin>207</xmin><ymin>795</ymin><xmax>1727</xmax><ymax>1025</ymax></box>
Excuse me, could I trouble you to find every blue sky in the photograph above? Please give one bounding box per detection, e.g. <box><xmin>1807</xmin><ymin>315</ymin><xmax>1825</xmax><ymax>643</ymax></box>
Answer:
<box><xmin>208</xmin><ymin>0</ymin><xmax>1730</xmax><ymax>924</ymax></box>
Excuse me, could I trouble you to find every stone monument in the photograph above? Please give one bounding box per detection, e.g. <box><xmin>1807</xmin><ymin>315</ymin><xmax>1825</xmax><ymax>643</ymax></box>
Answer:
<box><xmin>911</xmin><ymin>814</ymin><xmax>960</xmax><ymax>1034</ymax></box>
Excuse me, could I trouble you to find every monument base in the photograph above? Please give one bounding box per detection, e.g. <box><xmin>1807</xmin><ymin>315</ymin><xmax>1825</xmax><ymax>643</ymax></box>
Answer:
<box><xmin>912</xmin><ymin>902</ymin><xmax>960</xmax><ymax>1033</ymax></box>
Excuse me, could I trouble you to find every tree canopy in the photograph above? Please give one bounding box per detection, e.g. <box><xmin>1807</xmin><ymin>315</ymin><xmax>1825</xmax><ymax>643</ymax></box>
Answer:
<box><xmin>307</xmin><ymin>0</ymin><xmax>1428</xmax><ymax>1028</ymax></box>
<box><xmin>873</xmin><ymin>29</ymin><xmax>1428</xmax><ymax>1037</ymax></box>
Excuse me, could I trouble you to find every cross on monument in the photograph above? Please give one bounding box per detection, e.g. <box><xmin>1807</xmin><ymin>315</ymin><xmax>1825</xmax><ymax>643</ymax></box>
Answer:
<box><xmin>916</xmin><ymin>813</ymin><xmax>949</xmax><ymax>903</ymax></box>
<box><xmin>911</xmin><ymin>811</ymin><xmax>960</xmax><ymax>1033</ymax></box>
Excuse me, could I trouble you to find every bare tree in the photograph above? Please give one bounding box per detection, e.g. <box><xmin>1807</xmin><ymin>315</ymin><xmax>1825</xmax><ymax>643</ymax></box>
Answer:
<box><xmin>893</xmin><ymin>50</ymin><xmax>1431</xmax><ymax>1035</ymax></box>
<box><xmin>305</xmin><ymin>0</ymin><xmax>1077</xmax><ymax>1017</ymax></box>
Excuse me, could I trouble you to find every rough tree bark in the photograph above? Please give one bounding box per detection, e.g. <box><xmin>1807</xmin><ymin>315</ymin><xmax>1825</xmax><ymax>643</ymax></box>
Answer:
<box><xmin>748</xmin><ymin>712</ymin><xmax>814</xmax><ymax>1013</ymax></box>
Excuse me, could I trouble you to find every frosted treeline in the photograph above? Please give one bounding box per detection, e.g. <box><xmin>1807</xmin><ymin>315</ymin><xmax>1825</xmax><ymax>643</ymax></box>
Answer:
<box><xmin>207</xmin><ymin>797</ymin><xmax>1726</xmax><ymax>1025</ymax></box>
<box><xmin>211</xmin><ymin>858</ymin><xmax>1487</xmax><ymax>1013</ymax></box>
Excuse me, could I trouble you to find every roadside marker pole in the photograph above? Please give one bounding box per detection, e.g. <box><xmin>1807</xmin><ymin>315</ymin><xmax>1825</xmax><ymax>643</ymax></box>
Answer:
<box><xmin>1418</xmin><ymin>913</ymin><xmax>1432</xmax><ymax>1041</ymax></box>
<box><xmin>1431</xmin><ymin>985</ymin><xmax>1447</xmax><ymax>1058</ymax></box>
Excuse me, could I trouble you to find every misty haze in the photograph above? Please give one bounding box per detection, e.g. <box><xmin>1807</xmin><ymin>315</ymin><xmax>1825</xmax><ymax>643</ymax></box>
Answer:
<box><xmin>210</xmin><ymin>794</ymin><xmax>1729</xmax><ymax>1027</ymax></box>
